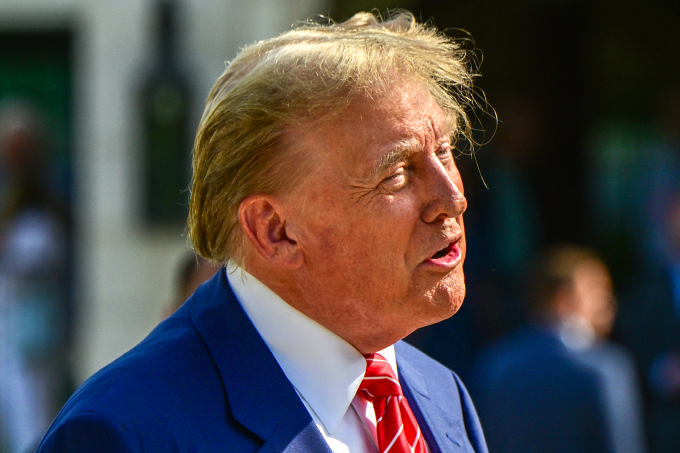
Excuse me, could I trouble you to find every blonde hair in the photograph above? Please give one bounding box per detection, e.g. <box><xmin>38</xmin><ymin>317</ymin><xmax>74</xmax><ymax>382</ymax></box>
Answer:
<box><xmin>188</xmin><ymin>10</ymin><xmax>479</xmax><ymax>264</ymax></box>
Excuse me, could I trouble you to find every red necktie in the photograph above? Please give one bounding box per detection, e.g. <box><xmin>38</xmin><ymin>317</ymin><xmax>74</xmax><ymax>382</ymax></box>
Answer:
<box><xmin>358</xmin><ymin>353</ymin><xmax>427</xmax><ymax>453</ymax></box>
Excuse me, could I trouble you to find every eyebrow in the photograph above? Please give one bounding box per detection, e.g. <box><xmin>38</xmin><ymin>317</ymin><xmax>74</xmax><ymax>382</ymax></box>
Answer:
<box><xmin>378</xmin><ymin>139</ymin><xmax>421</xmax><ymax>176</ymax></box>
<box><xmin>353</xmin><ymin>138</ymin><xmax>421</xmax><ymax>187</ymax></box>
<box><xmin>356</xmin><ymin>115</ymin><xmax>458</xmax><ymax>186</ymax></box>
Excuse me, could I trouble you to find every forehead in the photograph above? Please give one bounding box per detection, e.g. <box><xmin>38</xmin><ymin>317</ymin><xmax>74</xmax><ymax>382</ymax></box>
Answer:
<box><xmin>319</xmin><ymin>83</ymin><xmax>453</xmax><ymax>168</ymax></box>
<box><xmin>573</xmin><ymin>260</ymin><xmax>611</xmax><ymax>285</ymax></box>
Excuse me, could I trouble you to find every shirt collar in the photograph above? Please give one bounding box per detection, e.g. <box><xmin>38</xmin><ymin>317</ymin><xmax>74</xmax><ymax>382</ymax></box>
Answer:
<box><xmin>226</xmin><ymin>265</ymin><xmax>397</xmax><ymax>434</ymax></box>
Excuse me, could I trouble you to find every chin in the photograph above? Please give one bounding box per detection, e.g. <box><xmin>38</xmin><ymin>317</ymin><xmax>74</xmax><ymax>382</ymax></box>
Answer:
<box><xmin>433</xmin><ymin>273</ymin><xmax>466</xmax><ymax>318</ymax></box>
<box><xmin>416</xmin><ymin>301</ymin><xmax>462</xmax><ymax>330</ymax></box>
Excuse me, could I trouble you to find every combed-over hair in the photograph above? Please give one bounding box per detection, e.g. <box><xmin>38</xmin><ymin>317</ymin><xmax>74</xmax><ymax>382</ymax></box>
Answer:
<box><xmin>188</xmin><ymin>10</ymin><xmax>479</xmax><ymax>264</ymax></box>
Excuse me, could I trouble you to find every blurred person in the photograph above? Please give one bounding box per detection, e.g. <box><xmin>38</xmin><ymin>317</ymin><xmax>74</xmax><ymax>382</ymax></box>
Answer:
<box><xmin>0</xmin><ymin>101</ymin><xmax>69</xmax><ymax>453</ymax></box>
<box><xmin>472</xmin><ymin>245</ymin><xmax>647</xmax><ymax>453</ymax></box>
<box><xmin>164</xmin><ymin>253</ymin><xmax>221</xmax><ymax>316</ymax></box>
<box><xmin>618</xmin><ymin>188</ymin><xmax>680</xmax><ymax>453</ymax></box>
<box><xmin>37</xmin><ymin>11</ymin><xmax>489</xmax><ymax>453</ymax></box>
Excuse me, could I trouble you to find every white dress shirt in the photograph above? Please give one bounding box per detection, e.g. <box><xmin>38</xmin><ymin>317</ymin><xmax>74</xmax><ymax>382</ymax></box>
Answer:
<box><xmin>226</xmin><ymin>265</ymin><xmax>398</xmax><ymax>453</ymax></box>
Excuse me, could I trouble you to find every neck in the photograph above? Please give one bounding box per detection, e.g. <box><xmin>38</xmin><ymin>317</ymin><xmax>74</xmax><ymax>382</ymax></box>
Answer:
<box><xmin>241</xmin><ymin>258</ymin><xmax>405</xmax><ymax>354</ymax></box>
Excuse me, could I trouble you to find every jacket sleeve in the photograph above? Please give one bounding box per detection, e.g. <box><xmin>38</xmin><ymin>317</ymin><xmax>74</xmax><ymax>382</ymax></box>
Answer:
<box><xmin>36</xmin><ymin>412</ymin><xmax>140</xmax><ymax>453</ymax></box>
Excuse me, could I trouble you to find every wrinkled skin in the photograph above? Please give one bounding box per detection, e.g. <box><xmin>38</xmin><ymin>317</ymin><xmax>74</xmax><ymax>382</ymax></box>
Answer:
<box><xmin>244</xmin><ymin>80</ymin><xmax>468</xmax><ymax>353</ymax></box>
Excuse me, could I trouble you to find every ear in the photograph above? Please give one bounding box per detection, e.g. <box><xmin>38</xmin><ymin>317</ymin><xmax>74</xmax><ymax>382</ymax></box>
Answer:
<box><xmin>238</xmin><ymin>194</ymin><xmax>302</xmax><ymax>269</ymax></box>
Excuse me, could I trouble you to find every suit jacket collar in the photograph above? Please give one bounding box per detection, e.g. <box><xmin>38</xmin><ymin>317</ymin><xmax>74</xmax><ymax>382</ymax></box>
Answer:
<box><xmin>189</xmin><ymin>270</ymin><xmax>331</xmax><ymax>453</ymax></box>
<box><xmin>397</xmin><ymin>343</ymin><xmax>472</xmax><ymax>453</ymax></box>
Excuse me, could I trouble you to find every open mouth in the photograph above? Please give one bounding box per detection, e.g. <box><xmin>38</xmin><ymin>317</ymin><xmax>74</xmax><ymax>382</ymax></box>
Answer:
<box><xmin>423</xmin><ymin>239</ymin><xmax>461</xmax><ymax>268</ymax></box>
<box><xmin>432</xmin><ymin>245</ymin><xmax>450</xmax><ymax>259</ymax></box>
<box><xmin>431</xmin><ymin>241</ymin><xmax>458</xmax><ymax>260</ymax></box>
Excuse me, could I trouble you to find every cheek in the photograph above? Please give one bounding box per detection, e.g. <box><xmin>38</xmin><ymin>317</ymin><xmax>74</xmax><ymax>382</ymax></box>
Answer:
<box><xmin>301</xmin><ymin>190</ymin><xmax>420</xmax><ymax>278</ymax></box>
<box><xmin>302</xmin><ymin>210</ymin><xmax>375</xmax><ymax>265</ymax></box>
<box><xmin>351</xmin><ymin>196</ymin><xmax>417</xmax><ymax>251</ymax></box>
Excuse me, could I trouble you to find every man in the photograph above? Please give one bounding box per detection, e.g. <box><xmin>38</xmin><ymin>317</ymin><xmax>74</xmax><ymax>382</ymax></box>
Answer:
<box><xmin>472</xmin><ymin>245</ymin><xmax>646</xmax><ymax>453</ymax></box>
<box><xmin>37</xmin><ymin>11</ymin><xmax>488</xmax><ymax>452</ymax></box>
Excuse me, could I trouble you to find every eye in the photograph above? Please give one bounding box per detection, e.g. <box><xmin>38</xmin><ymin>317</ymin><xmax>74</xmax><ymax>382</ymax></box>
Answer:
<box><xmin>436</xmin><ymin>142</ymin><xmax>453</xmax><ymax>160</ymax></box>
<box><xmin>381</xmin><ymin>167</ymin><xmax>406</xmax><ymax>188</ymax></box>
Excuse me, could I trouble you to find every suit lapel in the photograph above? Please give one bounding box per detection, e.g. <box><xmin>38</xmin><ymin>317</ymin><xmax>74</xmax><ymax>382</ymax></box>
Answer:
<box><xmin>397</xmin><ymin>343</ymin><xmax>470</xmax><ymax>453</ymax></box>
<box><xmin>189</xmin><ymin>271</ymin><xmax>331</xmax><ymax>453</ymax></box>
<box><xmin>260</xmin><ymin>420</ymin><xmax>333</xmax><ymax>453</ymax></box>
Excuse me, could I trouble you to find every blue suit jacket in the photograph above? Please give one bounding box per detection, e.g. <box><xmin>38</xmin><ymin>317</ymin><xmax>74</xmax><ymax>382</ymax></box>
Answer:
<box><xmin>471</xmin><ymin>325</ymin><xmax>646</xmax><ymax>453</ymax></box>
<box><xmin>37</xmin><ymin>270</ymin><xmax>488</xmax><ymax>453</ymax></box>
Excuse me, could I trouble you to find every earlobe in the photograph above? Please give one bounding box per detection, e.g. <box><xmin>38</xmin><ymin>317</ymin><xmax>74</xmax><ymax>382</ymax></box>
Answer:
<box><xmin>238</xmin><ymin>195</ymin><xmax>303</xmax><ymax>269</ymax></box>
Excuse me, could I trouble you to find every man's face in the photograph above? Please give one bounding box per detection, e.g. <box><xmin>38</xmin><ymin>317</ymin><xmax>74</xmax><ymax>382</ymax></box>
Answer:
<box><xmin>571</xmin><ymin>260</ymin><xmax>616</xmax><ymax>337</ymax></box>
<box><xmin>283</xmin><ymin>80</ymin><xmax>467</xmax><ymax>351</ymax></box>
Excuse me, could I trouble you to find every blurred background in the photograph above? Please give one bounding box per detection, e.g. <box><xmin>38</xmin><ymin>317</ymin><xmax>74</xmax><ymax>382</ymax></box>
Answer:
<box><xmin>0</xmin><ymin>0</ymin><xmax>678</xmax><ymax>451</ymax></box>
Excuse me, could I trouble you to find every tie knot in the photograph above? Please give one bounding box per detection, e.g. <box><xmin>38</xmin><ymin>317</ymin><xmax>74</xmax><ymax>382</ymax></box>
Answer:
<box><xmin>358</xmin><ymin>353</ymin><xmax>403</xmax><ymax>401</ymax></box>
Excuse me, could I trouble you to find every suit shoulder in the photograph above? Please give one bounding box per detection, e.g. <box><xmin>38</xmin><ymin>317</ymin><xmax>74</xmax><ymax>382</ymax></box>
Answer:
<box><xmin>37</xmin><ymin>411</ymin><xmax>140</xmax><ymax>453</ymax></box>
<box><xmin>50</xmin><ymin>306</ymin><xmax>224</xmax><ymax>436</ymax></box>
<box><xmin>40</xmin><ymin>275</ymin><xmax>273</xmax><ymax>453</ymax></box>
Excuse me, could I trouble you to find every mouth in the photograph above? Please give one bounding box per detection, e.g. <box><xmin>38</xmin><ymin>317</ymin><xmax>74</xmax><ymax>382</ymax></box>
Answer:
<box><xmin>424</xmin><ymin>239</ymin><xmax>462</xmax><ymax>268</ymax></box>
<box><xmin>432</xmin><ymin>244</ymin><xmax>452</xmax><ymax>259</ymax></box>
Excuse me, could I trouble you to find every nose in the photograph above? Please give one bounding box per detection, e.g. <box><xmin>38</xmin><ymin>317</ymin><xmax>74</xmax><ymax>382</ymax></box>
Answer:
<box><xmin>420</xmin><ymin>158</ymin><xmax>467</xmax><ymax>224</ymax></box>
